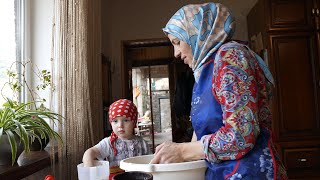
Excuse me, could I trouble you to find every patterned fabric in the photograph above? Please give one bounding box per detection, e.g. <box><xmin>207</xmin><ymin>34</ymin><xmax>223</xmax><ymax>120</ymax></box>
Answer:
<box><xmin>201</xmin><ymin>42</ymin><xmax>270</xmax><ymax>161</ymax></box>
<box><xmin>163</xmin><ymin>2</ymin><xmax>287</xmax><ymax>179</ymax></box>
<box><xmin>94</xmin><ymin>136</ymin><xmax>150</xmax><ymax>167</ymax></box>
<box><xmin>163</xmin><ymin>3</ymin><xmax>235</xmax><ymax>82</ymax></box>
<box><xmin>108</xmin><ymin>99</ymin><xmax>138</xmax><ymax>155</ymax></box>
<box><xmin>190</xmin><ymin>41</ymin><xmax>287</xmax><ymax>179</ymax></box>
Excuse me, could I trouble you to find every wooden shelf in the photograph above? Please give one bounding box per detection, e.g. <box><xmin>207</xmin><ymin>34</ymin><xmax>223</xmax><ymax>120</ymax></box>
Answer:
<box><xmin>0</xmin><ymin>147</ymin><xmax>57</xmax><ymax>180</ymax></box>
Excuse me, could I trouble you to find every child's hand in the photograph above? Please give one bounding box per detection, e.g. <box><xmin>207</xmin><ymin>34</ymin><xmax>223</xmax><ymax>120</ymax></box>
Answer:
<box><xmin>83</xmin><ymin>160</ymin><xmax>95</xmax><ymax>167</ymax></box>
<box><xmin>82</xmin><ymin>147</ymin><xmax>100</xmax><ymax>167</ymax></box>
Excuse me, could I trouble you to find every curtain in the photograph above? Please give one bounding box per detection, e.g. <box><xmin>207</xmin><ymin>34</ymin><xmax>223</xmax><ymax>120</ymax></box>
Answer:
<box><xmin>51</xmin><ymin>0</ymin><xmax>103</xmax><ymax>179</ymax></box>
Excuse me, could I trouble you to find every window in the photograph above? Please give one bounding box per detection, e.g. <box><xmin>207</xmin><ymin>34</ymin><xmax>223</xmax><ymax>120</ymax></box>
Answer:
<box><xmin>0</xmin><ymin>0</ymin><xmax>23</xmax><ymax>105</ymax></box>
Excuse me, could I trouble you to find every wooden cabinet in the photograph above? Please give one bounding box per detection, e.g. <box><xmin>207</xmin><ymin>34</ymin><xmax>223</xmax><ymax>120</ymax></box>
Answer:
<box><xmin>248</xmin><ymin>0</ymin><xmax>320</xmax><ymax>179</ymax></box>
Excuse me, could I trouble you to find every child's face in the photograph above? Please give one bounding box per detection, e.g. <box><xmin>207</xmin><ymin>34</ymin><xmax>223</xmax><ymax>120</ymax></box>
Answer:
<box><xmin>111</xmin><ymin>116</ymin><xmax>135</xmax><ymax>140</ymax></box>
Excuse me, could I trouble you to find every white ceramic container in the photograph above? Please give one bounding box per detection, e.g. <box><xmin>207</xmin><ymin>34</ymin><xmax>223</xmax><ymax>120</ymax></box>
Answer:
<box><xmin>120</xmin><ymin>155</ymin><xmax>206</xmax><ymax>180</ymax></box>
<box><xmin>77</xmin><ymin>160</ymin><xmax>109</xmax><ymax>180</ymax></box>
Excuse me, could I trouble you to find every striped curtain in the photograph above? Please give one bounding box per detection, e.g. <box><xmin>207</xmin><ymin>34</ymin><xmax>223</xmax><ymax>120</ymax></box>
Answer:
<box><xmin>51</xmin><ymin>0</ymin><xmax>103</xmax><ymax>179</ymax></box>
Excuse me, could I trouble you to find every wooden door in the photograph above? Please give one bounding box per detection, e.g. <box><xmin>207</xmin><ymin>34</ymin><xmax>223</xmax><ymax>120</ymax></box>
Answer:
<box><xmin>248</xmin><ymin>0</ymin><xmax>320</xmax><ymax>178</ymax></box>
<box><xmin>268</xmin><ymin>32</ymin><xmax>320</xmax><ymax>141</ymax></box>
<box><xmin>267</xmin><ymin>0</ymin><xmax>314</xmax><ymax>31</ymax></box>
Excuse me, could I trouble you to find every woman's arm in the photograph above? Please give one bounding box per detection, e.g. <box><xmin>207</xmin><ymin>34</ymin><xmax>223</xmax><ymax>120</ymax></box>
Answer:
<box><xmin>82</xmin><ymin>147</ymin><xmax>101</xmax><ymax>167</ymax></box>
<box><xmin>200</xmin><ymin>44</ymin><xmax>263</xmax><ymax>163</ymax></box>
<box><xmin>151</xmin><ymin>45</ymin><xmax>263</xmax><ymax>164</ymax></box>
<box><xmin>150</xmin><ymin>141</ymin><xmax>204</xmax><ymax>164</ymax></box>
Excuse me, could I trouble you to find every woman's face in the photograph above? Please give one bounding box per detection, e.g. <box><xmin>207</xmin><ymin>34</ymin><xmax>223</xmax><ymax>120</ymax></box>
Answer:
<box><xmin>111</xmin><ymin>116</ymin><xmax>135</xmax><ymax>140</ymax></box>
<box><xmin>168</xmin><ymin>34</ymin><xmax>193</xmax><ymax>68</ymax></box>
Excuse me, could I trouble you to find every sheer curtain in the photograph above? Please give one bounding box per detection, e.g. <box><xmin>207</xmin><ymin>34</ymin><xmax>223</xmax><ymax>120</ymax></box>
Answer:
<box><xmin>51</xmin><ymin>0</ymin><xmax>103</xmax><ymax>179</ymax></box>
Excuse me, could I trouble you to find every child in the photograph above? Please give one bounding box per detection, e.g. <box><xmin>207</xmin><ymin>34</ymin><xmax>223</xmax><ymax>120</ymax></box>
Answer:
<box><xmin>82</xmin><ymin>99</ymin><xmax>150</xmax><ymax>174</ymax></box>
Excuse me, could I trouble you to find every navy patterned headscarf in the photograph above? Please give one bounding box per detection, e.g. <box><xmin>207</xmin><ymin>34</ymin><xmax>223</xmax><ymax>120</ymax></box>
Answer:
<box><xmin>163</xmin><ymin>3</ymin><xmax>235</xmax><ymax>82</ymax></box>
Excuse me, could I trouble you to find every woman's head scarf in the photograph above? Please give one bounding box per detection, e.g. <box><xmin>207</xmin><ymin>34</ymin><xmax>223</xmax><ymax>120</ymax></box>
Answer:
<box><xmin>163</xmin><ymin>3</ymin><xmax>235</xmax><ymax>82</ymax></box>
<box><xmin>108</xmin><ymin>99</ymin><xmax>138</xmax><ymax>155</ymax></box>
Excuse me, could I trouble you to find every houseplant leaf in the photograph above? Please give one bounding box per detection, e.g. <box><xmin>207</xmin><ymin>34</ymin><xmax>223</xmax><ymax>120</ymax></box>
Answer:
<box><xmin>5</xmin><ymin>130</ymin><xmax>17</xmax><ymax>166</ymax></box>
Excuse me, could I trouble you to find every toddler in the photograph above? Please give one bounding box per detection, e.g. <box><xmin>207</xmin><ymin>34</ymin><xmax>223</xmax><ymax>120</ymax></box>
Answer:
<box><xmin>82</xmin><ymin>99</ymin><xmax>150</xmax><ymax>175</ymax></box>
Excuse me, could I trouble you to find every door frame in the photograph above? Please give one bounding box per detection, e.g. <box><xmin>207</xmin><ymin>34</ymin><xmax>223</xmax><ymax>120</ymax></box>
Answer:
<box><xmin>121</xmin><ymin>38</ymin><xmax>178</xmax><ymax>151</ymax></box>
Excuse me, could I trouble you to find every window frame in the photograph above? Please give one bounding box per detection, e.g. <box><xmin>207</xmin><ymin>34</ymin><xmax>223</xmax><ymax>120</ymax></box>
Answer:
<box><xmin>14</xmin><ymin>0</ymin><xmax>25</xmax><ymax>103</ymax></box>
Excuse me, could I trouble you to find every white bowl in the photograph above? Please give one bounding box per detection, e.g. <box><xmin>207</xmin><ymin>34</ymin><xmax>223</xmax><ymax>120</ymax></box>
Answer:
<box><xmin>77</xmin><ymin>160</ymin><xmax>109</xmax><ymax>180</ymax></box>
<box><xmin>120</xmin><ymin>155</ymin><xmax>206</xmax><ymax>180</ymax></box>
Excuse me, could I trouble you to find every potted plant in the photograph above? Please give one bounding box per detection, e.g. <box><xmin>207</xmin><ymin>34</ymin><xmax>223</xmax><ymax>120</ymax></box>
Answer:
<box><xmin>0</xmin><ymin>98</ymin><xmax>63</xmax><ymax>165</ymax></box>
<box><xmin>0</xmin><ymin>61</ymin><xmax>63</xmax><ymax>165</ymax></box>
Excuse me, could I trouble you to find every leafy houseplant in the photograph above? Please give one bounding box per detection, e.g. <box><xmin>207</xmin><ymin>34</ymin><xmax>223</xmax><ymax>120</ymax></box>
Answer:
<box><xmin>0</xmin><ymin>98</ymin><xmax>63</xmax><ymax>165</ymax></box>
<box><xmin>0</xmin><ymin>61</ymin><xmax>63</xmax><ymax>165</ymax></box>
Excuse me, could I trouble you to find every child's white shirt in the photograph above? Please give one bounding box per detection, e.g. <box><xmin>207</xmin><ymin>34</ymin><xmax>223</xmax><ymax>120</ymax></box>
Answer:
<box><xmin>94</xmin><ymin>135</ymin><xmax>150</xmax><ymax>167</ymax></box>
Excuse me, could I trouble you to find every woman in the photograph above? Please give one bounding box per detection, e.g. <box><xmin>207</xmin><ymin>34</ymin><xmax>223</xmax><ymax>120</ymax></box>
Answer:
<box><xmin>150</xmin><ymin>3</ymin><xmax>288</xmax><ymax>180</ymax></box>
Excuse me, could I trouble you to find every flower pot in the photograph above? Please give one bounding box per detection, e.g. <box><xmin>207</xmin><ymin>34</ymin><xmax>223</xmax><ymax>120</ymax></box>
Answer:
<box><xmin>0</xmin><ymin>134</ymin><xmax>24</xmax><ymax>165</ymax></box>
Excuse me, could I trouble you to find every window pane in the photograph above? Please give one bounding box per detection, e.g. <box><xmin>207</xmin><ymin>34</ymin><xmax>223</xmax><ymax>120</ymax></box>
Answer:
<box><xmin>0</xmin><ymin>0</ymin><xmax>17</xmax><ymax>105</ymax></box>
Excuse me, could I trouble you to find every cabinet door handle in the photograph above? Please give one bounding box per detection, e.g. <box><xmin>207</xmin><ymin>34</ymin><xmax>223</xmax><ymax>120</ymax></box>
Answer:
<box><xmin>312</xmin><ymin>8</ymin><xmax>315</xmax><ymax>16</ymax></box>
<box><xmin>297</xmin><ymin>158</ymin><xmax>307</xmax><ymax>162</ymax></box>
<box><xmin>317</xmin><ymin>9</ymin><xmax>320</xmax><ymax>17</ymax></box>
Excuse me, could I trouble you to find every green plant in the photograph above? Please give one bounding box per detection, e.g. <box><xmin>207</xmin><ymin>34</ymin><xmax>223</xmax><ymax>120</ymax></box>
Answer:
<box><xmin>0</xmin><ymin>98</ymin><xmax>63</xmax><ymax>165</ymax></box>
<box><xmin>0</xmin><ymin>61</ymin><xmax>63</xmax><ymax>165</ymax></box>
<box><xmin>2</xmin><ymin>61</ymin><xmax>54</xmax><ymax>105</ymax></box>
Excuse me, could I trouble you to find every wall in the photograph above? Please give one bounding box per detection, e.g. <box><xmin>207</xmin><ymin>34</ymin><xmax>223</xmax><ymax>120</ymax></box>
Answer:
<box><xmin>22</xmin><ymin>0</ymin><xmax>54</xmax><ymax>179</ymax></box>
<box><xmin>101</xmin><ymin>0</ymin><xmax>258</xmax><ymax>100</ymax></box>
<box><xmin>27</xmin><ymin>0</ymin><xmax>53</xmax><ymax>107</ymax></box>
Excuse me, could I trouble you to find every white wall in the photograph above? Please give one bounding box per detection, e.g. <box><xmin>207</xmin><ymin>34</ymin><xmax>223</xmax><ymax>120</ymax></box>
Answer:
<box><xmin>22</xmin><ymin>1</ymin><xmax>55</xmax><ymax>179</ymax></box>
<box><xmin>27</xmin><ymin>0</ymin><xmax>53</xmax><ymax>106</ymax></box>
<box><xmin>101</xmin><ymin>0</ymin><xmax>258</xmax><ymax>100</ymax></box>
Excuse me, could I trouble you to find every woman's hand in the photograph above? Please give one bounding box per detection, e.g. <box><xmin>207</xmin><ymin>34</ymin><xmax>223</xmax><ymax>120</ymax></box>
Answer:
<box><xmin>150</xmin><ymin>141</ymin><xmax>184</xmax><ymax>164</ymax></box>
<box><xmin>150</xmin><ymin>141</ymin><xmax>205</xmax><ymax>164</ymax></box>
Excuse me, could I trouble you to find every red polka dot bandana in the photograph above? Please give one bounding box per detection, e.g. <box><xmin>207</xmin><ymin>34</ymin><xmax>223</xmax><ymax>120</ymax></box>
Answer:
<box><xmin>108</xmin><ymin>99</ymin><xmax>138</xmax><ymax>125</ymax></box>
<box><xmin>108</xmin><ymin>99</ymin><xmax>138</xmax><ymax>156</ymax></box>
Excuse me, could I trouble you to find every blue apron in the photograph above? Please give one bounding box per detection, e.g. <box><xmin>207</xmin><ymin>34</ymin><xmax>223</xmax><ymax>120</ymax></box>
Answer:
<box><xmin>191</xmin><ymin>58</ymin><xmax>276</xmax><ymax>180</ymax></box>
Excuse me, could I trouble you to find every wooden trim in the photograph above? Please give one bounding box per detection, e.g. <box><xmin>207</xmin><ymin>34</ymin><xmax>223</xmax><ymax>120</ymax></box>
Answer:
<box><xmin>123</xmin><ymin>38</ymin><xmax>170</xmax><ymax>48</ymax></box>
